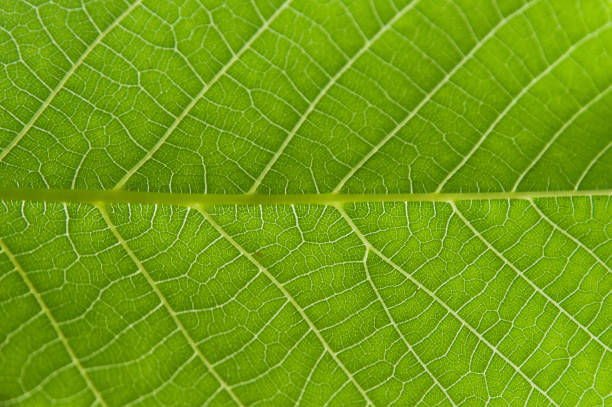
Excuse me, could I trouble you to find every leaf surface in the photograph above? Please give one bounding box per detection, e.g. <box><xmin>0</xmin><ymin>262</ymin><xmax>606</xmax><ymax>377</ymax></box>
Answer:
<box><xmin>0</xmin><ymin>0</ymin><xmax>611</xmax><ymax>406</ymax></box>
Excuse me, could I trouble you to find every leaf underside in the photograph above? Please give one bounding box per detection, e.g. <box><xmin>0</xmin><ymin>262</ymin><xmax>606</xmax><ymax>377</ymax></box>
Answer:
<box><xmin>0</xmin><ymin>0</ymin><xmax>611</xmax><ymax>406</ymax></box>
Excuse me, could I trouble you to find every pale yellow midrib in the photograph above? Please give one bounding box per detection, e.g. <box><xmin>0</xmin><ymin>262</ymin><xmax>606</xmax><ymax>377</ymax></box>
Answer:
<box><xmin>0</xmin><ymin>188</ymin><xmax>609</xmax><ymax>207</ymax></box>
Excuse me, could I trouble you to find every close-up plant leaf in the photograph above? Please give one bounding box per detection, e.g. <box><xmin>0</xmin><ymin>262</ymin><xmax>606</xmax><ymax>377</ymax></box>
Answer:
<box><xmin>0</xmin><ymin>0</ymin><xmax>611</xmax><ymax>406</ymax></box>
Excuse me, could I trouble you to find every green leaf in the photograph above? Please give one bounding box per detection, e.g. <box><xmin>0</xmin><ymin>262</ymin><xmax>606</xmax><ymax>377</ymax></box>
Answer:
<box><xmin>0</xmin><ymin>0</ymin><xmax>610</xmax><ymax>406</ymax></box>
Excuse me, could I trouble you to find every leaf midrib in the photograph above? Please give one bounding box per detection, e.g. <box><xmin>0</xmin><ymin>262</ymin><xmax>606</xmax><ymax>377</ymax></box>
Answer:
<box><xmin>0</xmin><ymin>188</ymin><xmax>608</xmax><ymax>207</ymax></box>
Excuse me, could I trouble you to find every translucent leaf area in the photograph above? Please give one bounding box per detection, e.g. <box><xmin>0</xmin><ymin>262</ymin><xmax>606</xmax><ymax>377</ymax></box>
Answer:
<box><xmin>0</xmin><ymin>0</ymin><xmax>610</xmax><ymax>406</ymax></box>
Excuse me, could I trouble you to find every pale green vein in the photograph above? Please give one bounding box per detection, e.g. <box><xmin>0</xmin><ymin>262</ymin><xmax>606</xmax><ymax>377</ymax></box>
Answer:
<box><xmin>0</xmin><ymin>188</ymin><xmax>608</xmax><ymax>207</ymax></box>
<box><xmin>363</xmin><ymin>249</ymin><xmax>457</xmax><ymax>406</ymax></box>
<box><xmin>528</xmin><ymin>198</ymin><xmax>610</xmax><ymax>272</ymax></box>
<box><xmin>194</xmin><ymin>204</ymin><xmax>376</xmax><ymax>407</ymax></box>
<box><xmin>295</xmin><ymin>349</ymin><xmax>326</xmax><ymax>405</ymax></box>
<box><xmin>112</xmin><ymin>0</ymin><xmax>293</xmax><ymax>190</ymax></box>
<box><xmin>436</xmin><ymin>21</ymin><xmax>612</xmax><ymax>192</ymax></box>
<box><xmin>334</xmin><ymin>204</ymin><xmax>560</xmax><ymax>407</ymax></box>
<box><xmin>450</xmin><ymin>201</ymin><xmax>611</xmax><ymax>352</ymax></box>
<box><xmin>0</xmin><ymin>237</ymin><xmax>110</xmax><ymax>407</ymax></box>
<box><xmin>512</xmin><ymin>84</ymin><xmax>612</xmax><ymax>191</ymax></box>
<box><xmin>332</xmin><ymin>0</ymin><xmax>538</xmax><ymax>193</ymax></box>
<box><xmin>576</xmin><ymin>142</ymin><xmax>612</xmax><ymax>190</ymax></box>
<box><xmin>248</xmin><ymin>0</ymin><xmax>421</xmax><ymax>193</ymax></box>
<box><xmin>0</xmin><ymin>0</ymin><xmax>142</xmax><ymax>163</ymax></box>
<box><xmin>97</xmin><ymin>205</ymin><xmax>245</xmax><ymax>407</ymax></box>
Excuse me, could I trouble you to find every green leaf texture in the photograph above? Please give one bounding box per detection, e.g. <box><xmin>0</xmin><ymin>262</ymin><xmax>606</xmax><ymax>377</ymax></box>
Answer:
<box><xmin>0</xmin><ymin>0</ymin><xmax>611</xmax><ymax>406</ymax></box>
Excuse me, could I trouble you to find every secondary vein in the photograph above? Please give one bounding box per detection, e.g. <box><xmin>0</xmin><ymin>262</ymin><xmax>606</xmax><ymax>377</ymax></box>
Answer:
<box><xmin>0</xmin><ymin>236</ymin><xmax>110</xmax><ymax>407</ymax></box>
<box><xmin>97</xmin><ymin>205</ymin><xmax>245</xmax><ymax>407</ymax></box>
<box><xmin>195</xmin><ymin>204</ymin><xmax>376</xmax><ymax>406</ymax></box>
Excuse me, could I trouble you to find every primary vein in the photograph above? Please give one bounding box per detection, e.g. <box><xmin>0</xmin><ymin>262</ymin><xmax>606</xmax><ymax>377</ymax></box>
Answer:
<box><xmin>0</xmin><ymin>188</ymin><xmax>608</xmax><ymax>207</ymax></box>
